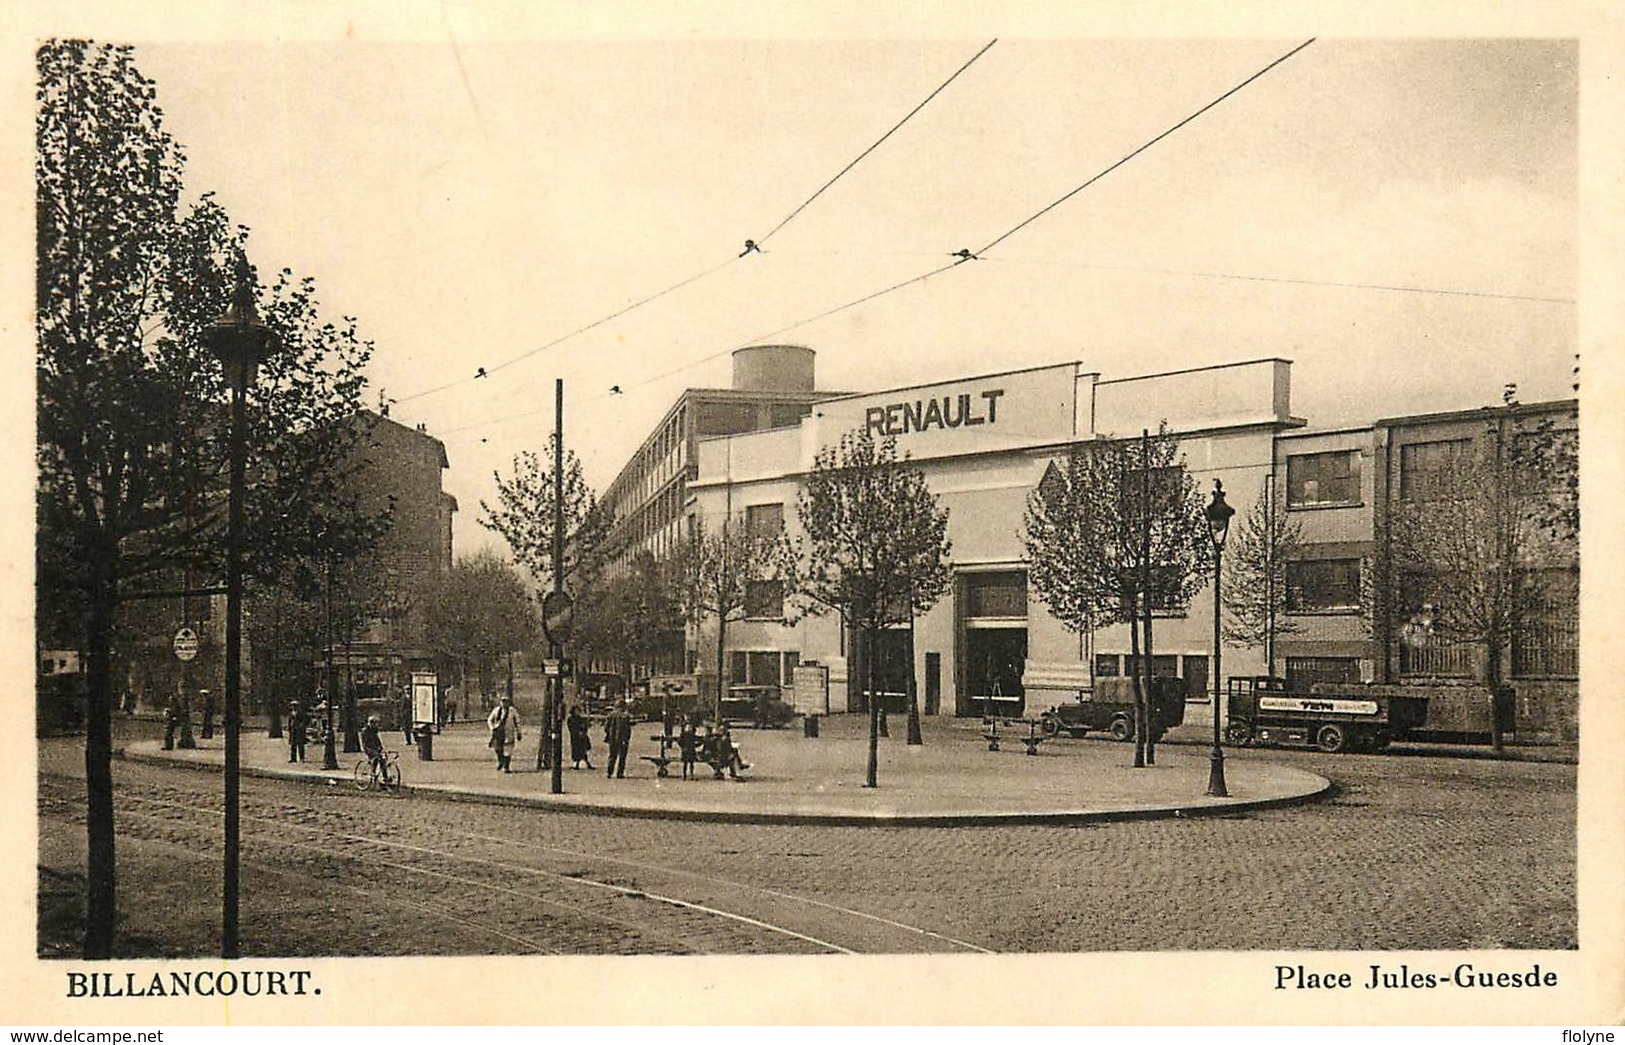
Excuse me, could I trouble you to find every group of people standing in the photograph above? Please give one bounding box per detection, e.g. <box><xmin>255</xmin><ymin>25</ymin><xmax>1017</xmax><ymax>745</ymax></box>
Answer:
<box><xmin>482</xmin><ymin>698</ymin><xmax>747</xmax><ymax>781</ymax></box>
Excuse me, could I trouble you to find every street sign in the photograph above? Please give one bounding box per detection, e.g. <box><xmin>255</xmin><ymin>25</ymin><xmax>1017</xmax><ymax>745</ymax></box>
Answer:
<box><xmin>172</xmin><ymin>627</ymin><xmax>199</xmax><ymax>662</ymax></box>
<box><xmin>542</xmin><ymin>590</ymin><xmax>575</xmax><ymax>644</ymax></box>
<box><xmin>411</xmin><ymin>671</ymin><xmax>438</xmax><ymax>726</ymax></box>
<box><xmin>543</xmin><ymin>659</ymin><xmax>561</xmax><ymax>677</ymax></box>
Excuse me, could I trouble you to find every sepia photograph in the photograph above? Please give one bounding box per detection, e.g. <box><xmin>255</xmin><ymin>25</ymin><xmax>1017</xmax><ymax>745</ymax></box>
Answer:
<box><xmin>13</xmin><ymin>2</ymin><xmax>1624</xmax><ymax>1028</ymax></box>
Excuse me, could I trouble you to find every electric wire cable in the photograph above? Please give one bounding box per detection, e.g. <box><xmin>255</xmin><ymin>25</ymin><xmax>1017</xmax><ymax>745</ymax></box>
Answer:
<box><xmin>553</xmin><ymin>38</ymin><xmax>1320</xmax><ymax>414</ymax></box>
<box><xmin>980</xmin><ymin>254</ymin><xmax>1574</xmax><ymax>304</ymax></box>
<box><xmin>753</xmin><ymin>38</ymin><xmax>998</xmax><ymax>247</ymax></box>
<box><xmin>972</xmin><ymin>37</ymin><xmax>1316</xmax><ymax>257</ymax></box>
<box><xmin>395</xmin><ymin>40</ymin><xmax>995</xmax><ymax>409</ymax></box>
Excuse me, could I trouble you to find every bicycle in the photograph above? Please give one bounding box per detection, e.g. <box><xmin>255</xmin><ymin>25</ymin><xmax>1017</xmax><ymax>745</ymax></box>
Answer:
<box><xmin>353</xmin><ymin>750</ymin><xmax>402</xmax><ymax>792</ymax></box>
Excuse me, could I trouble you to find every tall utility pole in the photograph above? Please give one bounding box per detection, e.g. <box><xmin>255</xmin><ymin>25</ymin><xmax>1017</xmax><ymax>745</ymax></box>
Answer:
<box><xmin>550</xmin><ymin>378</ymin><xmax>566</xmax><ymax>795</ymax></box>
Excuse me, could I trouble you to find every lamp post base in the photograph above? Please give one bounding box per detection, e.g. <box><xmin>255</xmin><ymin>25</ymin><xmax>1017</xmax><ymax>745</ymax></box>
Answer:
<box><xmin>322</xmin><ymin>733</ymin><xmax>339</xmax><ymax>771</ymax></box>
<box><xmin>1205</xmin><ymin>745</ymin><xmax>1228</xmax><ymax>798</ymax></box>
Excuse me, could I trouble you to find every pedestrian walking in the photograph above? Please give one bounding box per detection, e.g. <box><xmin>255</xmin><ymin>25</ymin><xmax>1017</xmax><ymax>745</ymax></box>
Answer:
<box><xmin>199</xmin><ymin>689</ymin><xmax>216</xmax><ymax>739</ymax></box>
<box><xmin>287</xmin><ymin>700</ymin><xmax>308</xmax><ymax>763</ymax></box>
<box><xmin>567</xmin><ymin>704</ymin><xmax>595</xmax><ymax>769</ymax></box>
<box><xmin>604</xmin><ymin>702</ymin><xmax>633</xmax><ymax>779</ymax></box>
<box><xmin>678</xmin><ymin>715</ymin><xmax>699</xmax><ymax>780</ymax></box>
<box><xmin>487</xmin><ymin>694</ymin><xmax>521</xmax><ymax>773</ymax></box>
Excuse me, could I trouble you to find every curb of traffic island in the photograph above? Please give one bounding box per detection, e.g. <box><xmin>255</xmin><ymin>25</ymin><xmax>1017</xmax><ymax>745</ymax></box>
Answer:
<box><xmin>122</xmin><ymin>745</ymin><xmax>1335</xmax><ymax>828</ymax></box>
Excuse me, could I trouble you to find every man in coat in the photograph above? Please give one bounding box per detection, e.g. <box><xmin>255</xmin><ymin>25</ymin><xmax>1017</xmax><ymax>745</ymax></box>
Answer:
<box><xmin>487</xmin><ymin>694</ymin><xmax>521</xmax><ymax>773</ymax></box>
<box><xmin>603</xmin><ymin>702</ymin><xmax>633</xmax><ymax>779</ymax></box>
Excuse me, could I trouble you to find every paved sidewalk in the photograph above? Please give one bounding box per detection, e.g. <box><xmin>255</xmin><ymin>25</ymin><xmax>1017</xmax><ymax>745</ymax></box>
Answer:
<box><xmin>123</xmin><ymin>714</ymin><xmax>1331</xmax><ymax>825</ymax></box>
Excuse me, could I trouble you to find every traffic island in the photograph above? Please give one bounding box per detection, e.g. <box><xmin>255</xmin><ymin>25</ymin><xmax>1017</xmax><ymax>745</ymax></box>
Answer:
<box><xmin>124</xmin><ymin>714</ymin><xmax>1332</xmax><ymax>826</ymax></box>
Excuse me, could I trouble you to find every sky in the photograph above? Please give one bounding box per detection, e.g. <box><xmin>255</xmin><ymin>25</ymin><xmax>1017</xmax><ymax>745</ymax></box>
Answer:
<box><xmin>121</xmin><ymin>32</ymin><xmax>1578</xmax><ymax>559</ymax></box>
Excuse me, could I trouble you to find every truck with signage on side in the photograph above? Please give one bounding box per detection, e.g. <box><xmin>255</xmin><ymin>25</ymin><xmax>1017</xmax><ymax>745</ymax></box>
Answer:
<box><xmin>1223</xmin><ymin>676</ymin><xmax>1429</xmax><ymax>754</ymax></box>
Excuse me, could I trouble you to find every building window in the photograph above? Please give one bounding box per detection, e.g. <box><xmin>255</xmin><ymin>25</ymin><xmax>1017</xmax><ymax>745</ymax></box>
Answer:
<box><xmin>729</xmin><ymin>650</ymin><xmax>747</xmax><ymax>685</ymax></box>
<box><xmin>1126</xmin><ymin>654</ymin><xmax>1180</xmax><ymax>679</ymax></box>
<box><xmin>745</xmin><ymin>579</ymin><xmax>784</xmax><ymax>620</ymax></box>
<box><xmin>1512</xmin><ymin>568</ymin><xmax>1578</xmax><ymax>678</ymax></box>
<box><xmin>1285</xmin><ymin>559</ymin><xmax>1362</xmax><ymax>613</ymax></box>
<box><xmin>1286</xmin><ymin>450</ymin><xmax>1360</xmax><ymax>507</ymax></box>
<box><xmin>745</xmin><ymin>502</ymin><xmax>784</xmax><ymax>540</ymax></box>
<box><xmin>1094</xmin><ymin>654</ymin><xmax>1120</xmax><ymax>677</ymax></box>
<box><xmin>1183</xmin><ymin>654</ymin><xmax>1209</xmax><ymax>702</ymax></box>
<box><xmin>1285</xmin><ymin>656</ymin><xmax>1361</xmax><ymax>693</ymax></box>
<box><xmin>1399</xmin><ymin>438</ymin><xmax>1473</xmax><ymax>501</ymax></box>
<box><xmin>965</xmin><ymin>571</ymin><xmax>1026</xmax><ymax>618</ymax></box>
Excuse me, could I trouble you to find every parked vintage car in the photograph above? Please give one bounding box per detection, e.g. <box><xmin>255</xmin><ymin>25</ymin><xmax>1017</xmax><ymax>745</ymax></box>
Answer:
<box><xmin>1039</xmin><ymin>676</ymin><xmax>1187</xmax><ymax>742</ymax></box>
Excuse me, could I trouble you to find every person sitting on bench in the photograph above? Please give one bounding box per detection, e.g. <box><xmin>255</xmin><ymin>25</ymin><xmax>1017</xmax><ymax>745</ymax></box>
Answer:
<box><xmin>714</xmin><ymin>723</ymin><xmax>748</xmax><ymax>780</ymax></box>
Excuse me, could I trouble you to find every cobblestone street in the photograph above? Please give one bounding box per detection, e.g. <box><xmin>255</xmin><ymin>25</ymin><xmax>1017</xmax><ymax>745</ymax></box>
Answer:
<box><xmin>38</xmin><ymin>724</ymin><xmax>1575</xmax><ymax>956</ymax></box>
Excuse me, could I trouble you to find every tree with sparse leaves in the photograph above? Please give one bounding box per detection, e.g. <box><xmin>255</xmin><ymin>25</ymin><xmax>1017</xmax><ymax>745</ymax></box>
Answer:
<box><xmin>676</xmin><ymin>514</ymin><xmax>793</xmax><ymax>721</ymax></box>
<box><xmin>790</xmin><ymin>431</ymin><xmax>951</xmax><ymax>785</ymax></box>
<box><xmin>1220</xmin><ymin>482</ymin><xmax>1303</xmax><ymax>680</ymax></box>
<box><xmin>479</xmin><ymin>439</ymin><xmax>612</xmax><ymax>595</ymax></box>
<box><xmin>1384</xmin><ymin>391</ymin><xmax>1578</xmax><ymax>750</ymax></box>
<box><xmin>1024</xmin><ymin>429</ymin><xmax>1209</xmax><ymax>767</ymax></box>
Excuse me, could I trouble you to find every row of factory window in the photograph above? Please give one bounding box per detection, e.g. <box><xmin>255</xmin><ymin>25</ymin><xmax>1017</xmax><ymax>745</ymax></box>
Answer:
<box><xmin>1285</xmin><ymin>430</ymin><xmax>1575</xmax><ymax>511</ymax></box>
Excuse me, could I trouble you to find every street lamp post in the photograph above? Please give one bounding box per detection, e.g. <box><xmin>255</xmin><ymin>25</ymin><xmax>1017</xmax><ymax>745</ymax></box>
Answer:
<box><xmin>206</xmin><ymin>282</ymin><xmax>273</xmax><ymax>960</ymax></box>
<box><xmin>1204</xmin><ymin>480</ymin><xmax>1235</xmax><ymax>798</ymax></box>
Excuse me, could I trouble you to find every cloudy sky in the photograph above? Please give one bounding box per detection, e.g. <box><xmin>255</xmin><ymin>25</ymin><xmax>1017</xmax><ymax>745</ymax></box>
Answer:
<box><xmin>110</xmin><ymin>28</ymin><xmax>1577</xmax><ymax>557</ymax></box>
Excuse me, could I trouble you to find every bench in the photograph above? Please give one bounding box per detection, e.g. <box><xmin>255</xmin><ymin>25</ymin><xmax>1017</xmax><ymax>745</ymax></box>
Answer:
<box><xmin>983</xmin><ymin>719</ymin><xmax>1050</xmax><ymax>755</ymax></box>
<box><xmin>643</xmin><ymin>735</ymin><xmax>748</xmax><ymax>780</ymax></box>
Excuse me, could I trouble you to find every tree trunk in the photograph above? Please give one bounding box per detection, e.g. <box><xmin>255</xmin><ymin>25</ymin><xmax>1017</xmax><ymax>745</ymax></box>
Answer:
<box><xmin>865</xmin><ymin>624</ymin><xmax>880</xmax><ymax>787</ymax></box>
<box><xmin>1143</xmin><ymin>581</ymin><xmax>1157</xmax><ymax>767</ymax></box>
<box><xmin>714</xmin><ymin>614</ymin><xmax>727</xmax><ymax>724</ymax></box>
<box><xmin>1486</xmin><ymin>639</ymin><xmax>1506</xmax><ymax>752</ymax></box>
<box><xmin>1129</xmin><ymin>593</ymin><xmax>1145</xmax><ymax>768</ymax></box>
<box><xmin>83</xmin><ymin>547</ymin><xmax>117</xmax><ymax>958</ymax></box>
<box><xmin>905</xmin><ymin>611</ymin><xmax>923</xmax><ymax>745</ymax></box>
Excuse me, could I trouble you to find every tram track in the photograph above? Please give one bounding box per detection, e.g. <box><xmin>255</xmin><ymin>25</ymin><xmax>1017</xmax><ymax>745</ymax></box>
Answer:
<box><xmin>38</xmin><ymin>769</ymin><xmax>988</xmax><ymax>956</ymax></box>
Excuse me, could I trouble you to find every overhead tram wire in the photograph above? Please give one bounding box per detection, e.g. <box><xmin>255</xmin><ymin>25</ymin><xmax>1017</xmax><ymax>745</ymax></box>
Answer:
<box><xmin>973</xmin><ymin>37</ymin><xmax>1317</xmax><ymax>258</ymax></box>
<box><xmin>560</xmin><ymin>38</ymin><xmax>1321</xmax><ymax>413</ymax></box>
<box><xmin>396</xmin><ymin>40</ymin><xmax>997</xmax><ymax>410</ymax></box>
<box><xmin>979</xmin><ymin>256</ymin><xmax>1575</xmax><ymax>305</ymax></box>
<box><xmin>753</xmin><ymin>37</ymin><xmax>998</xmax><ymax>248</ymax></box>
<box><xmin>393</xmin><ymin>254</ymin><xmax>740</xmax><ymax>405</ymax></box>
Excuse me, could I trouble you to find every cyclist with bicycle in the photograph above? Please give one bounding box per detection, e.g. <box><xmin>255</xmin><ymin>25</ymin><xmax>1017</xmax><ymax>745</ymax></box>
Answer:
<box><xmin>361</xmin><ymin>714</ymin><xmax>386</xmax><ymax>777</ymax></box>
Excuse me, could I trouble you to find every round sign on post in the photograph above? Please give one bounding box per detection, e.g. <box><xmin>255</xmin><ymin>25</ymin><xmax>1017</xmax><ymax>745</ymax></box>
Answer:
<box><xmin>542</xmin><ymin>591</ymin><xmax>574</xmax><ymax>645</ymax></box>
<box><xmin>173</xmin><ymin>627</ymin><xmax>199</xmax><ymax>662</ymax></box>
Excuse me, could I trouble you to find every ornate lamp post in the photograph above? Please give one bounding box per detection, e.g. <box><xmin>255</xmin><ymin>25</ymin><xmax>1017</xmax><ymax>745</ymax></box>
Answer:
<box><xmin>206</xmin><ymin>282</ymin><xmax>273</xmax><ymax>959</ymax></box>
<box><xmin>1204</xmin><ymin>479</ymin><xmax>1235</xmax><ymax>798</ymax></box>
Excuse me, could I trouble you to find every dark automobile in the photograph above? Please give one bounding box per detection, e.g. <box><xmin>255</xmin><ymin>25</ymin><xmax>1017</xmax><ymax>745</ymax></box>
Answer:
<box><xmin>1040</xmin><ymin>676</ymin><xmax>1187</xmax><ymax>742</ymax></box>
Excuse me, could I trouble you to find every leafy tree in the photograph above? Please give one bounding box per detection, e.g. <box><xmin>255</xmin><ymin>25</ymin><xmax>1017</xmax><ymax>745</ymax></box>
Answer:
<box><xmin>790</xmin><ymin>431</ymin><xmax>951</xmax><ymax>785</ymax></box>
<box><xmin>1384</xmin><ymin>393</ymin><xmax>1578</xmax><ymax>750</ymax></box>
<box><xmin>1220</xmin><ymin>481</ymin><xmax>1303</xmax><ymax>680</ymax></box>
<box><xmin>676</xmin><ymin>514</ymin><xmax>794</xmax><ymax>721</ymax></box>
<box><xmin>426</xmin><ymin>550</ymin><xmax>539</xmax><ymax>717</ymax></box>
<box><xmin>1024</xmin><ymin>429</ymin><xmax>1209</xmax><ymax>766</ymax></box>
<box><xmin>576</xmin><ymin>552</ymin><xmax>683</xmax><ymax>685</ymax></box>
<box><xmin>479</xmin><ymin>439</ymin><xmax>612</xmax><ymax>594</ymax></box>
<box><xmin>37</xmin><ymin>40</ymin><xmax>377</xmax><ymax>957</ymax></box>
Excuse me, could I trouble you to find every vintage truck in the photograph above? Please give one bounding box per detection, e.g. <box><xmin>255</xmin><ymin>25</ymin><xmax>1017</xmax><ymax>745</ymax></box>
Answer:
<box><xmin>1223</xmin><ymin>676</ymin><xmax>1430</xmax><ymax>753</ymax></box>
